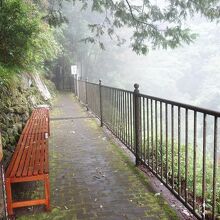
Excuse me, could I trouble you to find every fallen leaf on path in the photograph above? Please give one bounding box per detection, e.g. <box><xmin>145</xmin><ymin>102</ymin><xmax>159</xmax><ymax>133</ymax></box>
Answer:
<box><xmin>154</xmin><ymin>193</ymin><xmax>161</xmax><ymax>197</ymax></box>
<box><xmin>182</xmin><ymin>209</ymin><xmax>190</xmax><ymax>216</ymax></box>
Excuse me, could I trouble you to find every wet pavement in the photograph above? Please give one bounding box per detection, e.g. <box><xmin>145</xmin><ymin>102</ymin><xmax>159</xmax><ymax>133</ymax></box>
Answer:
<box><xmin>18</xmin><ymin>93</ymin><xmax>179</xmax><ymax>220</ymax></box>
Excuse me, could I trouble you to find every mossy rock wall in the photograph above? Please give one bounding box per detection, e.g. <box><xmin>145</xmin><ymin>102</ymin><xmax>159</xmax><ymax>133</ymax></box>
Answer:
<box><xmin>0</xmin><ymin>73</ymin><xmax>50</xmax><ymax>168</ymax></box>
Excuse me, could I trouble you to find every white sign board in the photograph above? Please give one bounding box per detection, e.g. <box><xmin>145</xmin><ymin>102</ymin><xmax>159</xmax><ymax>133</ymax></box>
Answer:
<box><xmin>71</xmin><ymin>65</ymin><xmax>77</xmax><ymax>75</ymax></box>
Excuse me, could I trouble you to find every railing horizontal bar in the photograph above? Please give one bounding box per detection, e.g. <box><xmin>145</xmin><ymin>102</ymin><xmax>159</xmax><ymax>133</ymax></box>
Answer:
<box><xmin>82</xmin><ymin>80</ymin><xmax>220</xmax><ymax>116</ymax></box>
<box><xmin>139</xmin><ymin>93</ymin><xmax>220</xmax><ymax>116</ymax></box>
<box><xmin>86</xmin><ymin>81</ymin><xmax>99</xmax><ymax>86</ymax></box>
<box><xmin>102</xmin><ymin>85</ymin><xmax>133</xmax><ymax>94</ymax></box>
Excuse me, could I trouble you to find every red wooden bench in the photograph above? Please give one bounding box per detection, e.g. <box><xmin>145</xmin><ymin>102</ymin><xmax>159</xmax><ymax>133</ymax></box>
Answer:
<box><xmin>5</xmin><ymin>108</ymin><xmax>50</xmax><ymax>216</ymax></box>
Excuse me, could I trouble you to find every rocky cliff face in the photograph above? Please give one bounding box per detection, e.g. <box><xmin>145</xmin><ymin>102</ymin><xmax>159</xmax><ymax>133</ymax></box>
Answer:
<box><xmin>0</xmin><ymin>73</ymin><xmax>52</xmax><ymax>167</ymax></box>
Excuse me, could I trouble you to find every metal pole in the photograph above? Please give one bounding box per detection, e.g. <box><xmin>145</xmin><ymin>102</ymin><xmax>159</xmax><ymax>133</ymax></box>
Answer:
<box><xmin>81</xmin><ymin>62</ymin><xmax>83</xmax><ymax>80</ymax></box>
<box><xmin>85</xmin><ymin>78</ymin><xmax>88</xmax><ymax>111</ymax></box>
<box><xmin>69</xmin><ymin>74</ymin><xmax>72</xmax><ymax>92</ymax></box>
<box><xmin>71</xmin><ymin>74</ymin><xmax>74</xmax><ymax>93</ymax></box>
<box><xmin>133</xmin><ymin>84</ymin><xmax>142</xmax><ymax>166</ymax></box>
<box><xmin>60</xmin><ymin>66</ymin><xmax>64</xmax><ymax>91</ymax></box>
<box><xmin>99</xmin><ymin>80</ymin><xmax>103</xmax><ymax>127</ymax></box>
<box><xmin>73</xmin><ymin>74</ymin><xmax>76</xmax><ymax>95</ymax></box>
<box><xmin>75</xmin><ymin>74</ymin><xmax>78</xmax><ymax>97</ymax></box>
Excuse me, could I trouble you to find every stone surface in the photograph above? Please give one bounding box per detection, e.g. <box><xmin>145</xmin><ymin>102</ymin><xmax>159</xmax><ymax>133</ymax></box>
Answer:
<box><xmin>0</xmin><ymin>73</ymin><xmax>51</xmax><ymax>168</ymax></box>
<box><xmin>17</xmin><ymin>93</ymin><xmax>179</xmax><ymax>220</ymax></box>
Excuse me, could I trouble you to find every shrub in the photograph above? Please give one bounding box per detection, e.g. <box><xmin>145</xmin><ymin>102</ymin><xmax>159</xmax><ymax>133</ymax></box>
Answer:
<box><xmin>0</xmin><ymin>0</ymin><xmax>61</xmax><ymax>69</ymax></box>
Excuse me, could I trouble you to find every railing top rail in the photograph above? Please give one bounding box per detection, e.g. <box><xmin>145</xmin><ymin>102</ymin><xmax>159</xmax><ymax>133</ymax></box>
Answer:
<box><xmin>80</xmin><ymin>78</ymin><xmax>220</xmax><ymax>117</ymax></box>
<box><xmin>102</xmin><ymin>84</ymin><xmax>133</xmax><ymax>94</ymax></box>
<box><xmin>139</xmin><ymin>93</ymin><xmax>220</xmax><ymax>117</ymax></box>
<box><xmin>87</xmin><ymin>81</ymin><xmax>99</xmax><ymax>86</ymax></box>
<box><xmin>78</xmin><ymin>79</ymin><xmax>85</xmax><ymax>82</ymax></box>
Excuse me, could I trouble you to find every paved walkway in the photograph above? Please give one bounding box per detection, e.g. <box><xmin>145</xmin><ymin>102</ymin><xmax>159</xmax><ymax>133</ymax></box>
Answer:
<box><xmin>19</xmin><ymin>93</ymin><xmax>179</xmax><ymax>220</ymax></box>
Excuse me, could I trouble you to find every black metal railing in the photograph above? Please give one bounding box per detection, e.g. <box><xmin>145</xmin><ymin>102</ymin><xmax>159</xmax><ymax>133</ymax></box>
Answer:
<box><xmin>75</xmin><ymin>77</ymin><xmax>220</xmax><ymax>220</ymax></box>
<box><xmin>78</xmin><ymin>80</ymin><xmax>86</xmax><ymax>104</ymax></box>
<box><xmin>102</xmin><ymin>84</ymin><xmax>135</xmax><ymax>153</ymax></box>
<box><xmin>87</xmin><ymin>81</ymin><xmax>101</xmax><ymax>119</ymax></box>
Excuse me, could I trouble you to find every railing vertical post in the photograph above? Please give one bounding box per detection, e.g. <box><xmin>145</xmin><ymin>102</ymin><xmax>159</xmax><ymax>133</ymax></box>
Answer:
<box><xmin>134</xmin><ymin>83</ymin><xmax>142</xmax><ymax>166</ymax></box>
<box><xmin>85</xmin><ymin>77</ymin><xmax>88</xmax><ymax>111</ymax></box>
<box><xmin>72</xmin><ymin>74</ymin><xmax>75</xmax><ymax>94</ymax></box>
<box><xmin>73</xmin><ymin>74</ymin><xmax>75</xmax><ymax>95</ymax></box>
<box><xmin>75</xmin><ymin>74</ymin><xmax>78</xmax><ymax>97</ymax></box>
<box><xmin>61</xmin><ymin>66</ymin><xmax>64</xmax><ymax>90</ymax></box>
<box><xmin>59</xmin><ymin>65</ymin><xmax>63</xmax><ymax>91</ymax></box>
<box><xmin>99</xmin><ymin>79</ymin><xmax>103</xmax><ymax>127</ymax></box>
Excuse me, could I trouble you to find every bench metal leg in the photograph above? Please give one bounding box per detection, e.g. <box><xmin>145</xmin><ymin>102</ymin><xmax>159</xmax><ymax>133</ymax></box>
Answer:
<box><xmin>44</xmin><ymin>174</ymin><xmax>50</xmax><ymax>211</ymax></box>
<box><xmin>5</xmin><ymin>178</ymin><xmax>13</xmax><ymax>216</ymax></box>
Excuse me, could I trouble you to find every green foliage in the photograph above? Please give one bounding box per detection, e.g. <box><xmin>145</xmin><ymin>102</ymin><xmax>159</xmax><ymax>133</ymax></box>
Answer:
<box><xmin>65</xmin><ymin>0</ymin><xmax>220</xmax><ymax>54</ymax></box>
<box><xmin>0</xmin><ymin>0</ymin><xmax>61</xmax><ymax>69</ymax></box>
<box><xmin>26</xmin><ymin>26</ymin><xmax>61</xmax><ymax>69</ymax></box>
<box><xmin>0</xmin><ymin>0</ymin><xmax>40</xmax><ymax>65</ymax></box>
<box><xmin>43</xmin><ymin>9</ymin><xmax>68</xmax><ymax>27</ymax></box>
<box><xmin>0</xmin><ymin>64</ymin><xmax>20</xmax><ymax>88</ymax></box>
<box><xmin>143</xmin><ymin>138</ymin><xmax>220</xmax><ymax>214</ymax></box>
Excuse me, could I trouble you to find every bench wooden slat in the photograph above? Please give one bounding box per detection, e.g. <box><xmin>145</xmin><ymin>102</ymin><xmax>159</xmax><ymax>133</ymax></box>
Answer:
<box><xmin>15</xmin><ymin>143</ymin><xmax>29</xmax><ymax>178</ymax></box>
<box><xmin>10</xmin><ymin>135</ymin><xmax>32</xmax><ymax>178</ymax></box>
<box><xmin>22</xmin><ymin>140</ymin><xmax>36</xmax><ymax>177</ymax></box>
<box><xmin>22</xmin><ymin>115</ymin><xmax>49</xmax><ymax>136</ymax></box>
<box><xmin>6</xmin><ymin>111</ymin><xmax>47</xmax><ymax>176</ymax></box>
<box><xmin>33</xmin><ymin>141</ymin><xmax>41</xmax><ymax>176</ymax></box>
<box><xmin>11</xmin><ymin>128</ymin><xmax>39</xmax><ymax>178</ymax></box>
<box><xmin>16</xmin><ymin>120</ymin><xmax>39</xmax><ymax>178</ymax></box>
<box><xmin>6</xmin><ymin>118</ymin><xmax>35</xmax><ymax>177</ymax></box>
<box><xmin>27</xmin><ymin>142</ymin><xmax>37</xmax><ymax>177</ymax></box>
<box><xmin>21</xmin><ymin>124</ymin><xmax>38</xmax><ymax>177</ymax></box>
<box><xmin>7</xmin><ymin>108</ymin><xmax>49</xmax><ymax>178</ymax></box>
<box><xmin>44</xmin><ymin>141</ymin><xmax>49</xmax><ymax>174</ymax></box>
<box><xmin>39</xmin><ymin>141</ymin><xmax>47</xmax><ymax>175</ymax></box>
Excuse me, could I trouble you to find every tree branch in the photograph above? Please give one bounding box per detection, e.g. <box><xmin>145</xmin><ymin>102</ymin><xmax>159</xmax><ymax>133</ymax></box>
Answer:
<box><xmin>124</xmin><ymin>0</ymin><xmax>161</xmax><ymax>32</ymax></box>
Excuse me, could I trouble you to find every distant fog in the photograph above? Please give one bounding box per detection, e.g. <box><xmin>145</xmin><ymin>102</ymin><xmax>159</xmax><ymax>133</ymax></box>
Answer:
<box><xmin>63</xmin><ymin>2</ymin><xmax>220</xmax><ymax>111</ymax></box>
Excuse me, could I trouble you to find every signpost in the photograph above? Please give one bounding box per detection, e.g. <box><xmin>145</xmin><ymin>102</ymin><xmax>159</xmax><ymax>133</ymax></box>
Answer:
<box><xmin>71</xmin><ymin>65</ymin><xmax>77</xmax><ymax>75</ymax></box>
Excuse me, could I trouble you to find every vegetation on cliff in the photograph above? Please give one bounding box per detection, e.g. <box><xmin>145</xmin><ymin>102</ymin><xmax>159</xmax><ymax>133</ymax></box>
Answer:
<box><xmin>0</xmin><ymin>0</ymin><xmax>61</xmax><ymax>166</ymax></box>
